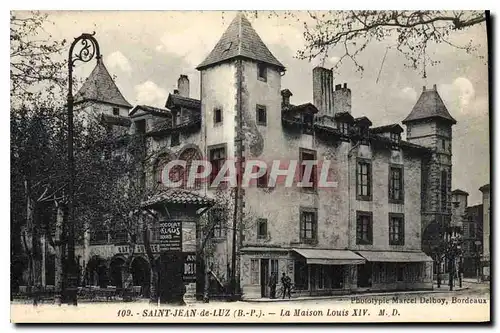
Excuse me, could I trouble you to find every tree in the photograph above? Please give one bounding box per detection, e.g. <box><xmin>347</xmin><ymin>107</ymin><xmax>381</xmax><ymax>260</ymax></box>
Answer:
<box><xmin>10</xmin><ymin>11</ymin><xmax>67</xmax><ymax>107</ymax></box>
<box><xmin>10</xmin><ymin>11</ymin><xmax>136</xmax><ymax>304</ymax></box>
<box><xmin>251</xmin><ymin>10</ymin><xmax>487</xmax><ymax>77</ymax></box>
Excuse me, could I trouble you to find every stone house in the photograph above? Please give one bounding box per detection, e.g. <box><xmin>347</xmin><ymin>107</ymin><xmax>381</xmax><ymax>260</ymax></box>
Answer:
<box><xmin>71</xmin><ymin>13</ymin><xmax>461</xmax><ymax>299</ymax></box>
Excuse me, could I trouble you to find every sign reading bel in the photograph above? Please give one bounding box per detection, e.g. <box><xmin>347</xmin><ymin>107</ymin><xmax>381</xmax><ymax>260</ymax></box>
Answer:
<box><xmin>183</xmin><ymin>253</ymin><xmax>196</xmax><ymax>282</ymax></box>
<box><xmin>159</xmin><ymin>220</ymin><xmax>182</xmax><ymax>252</ymax></box>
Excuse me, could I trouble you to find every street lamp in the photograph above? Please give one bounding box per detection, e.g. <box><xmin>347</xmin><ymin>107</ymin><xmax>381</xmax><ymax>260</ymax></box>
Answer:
<box><xmin>444</xmin><ymin>226</ymin><xmax>462</xmax><ymax>291</ymax></box>
<box><xmin>65</xmin><ymin>33</ymin><xmax>101</xmax><ymax>305</ymax></box>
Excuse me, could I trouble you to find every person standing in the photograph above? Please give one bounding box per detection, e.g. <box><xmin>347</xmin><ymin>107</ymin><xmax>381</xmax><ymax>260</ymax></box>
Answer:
<box><xmin>281</xmin><ymin>272</ymin><xmax>291</xmax><ymax>299</ymax></box>
<box><xmin>269</xmin><ymin>272</ymin><xmax>277</xmax><ymax>299</ymax></box>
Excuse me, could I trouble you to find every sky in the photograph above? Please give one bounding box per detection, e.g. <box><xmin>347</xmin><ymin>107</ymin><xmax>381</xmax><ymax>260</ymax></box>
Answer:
<box><xmin>37</xmin><ymin>10</ymin><xmax>489</xmax><ymax>205</ymax></box>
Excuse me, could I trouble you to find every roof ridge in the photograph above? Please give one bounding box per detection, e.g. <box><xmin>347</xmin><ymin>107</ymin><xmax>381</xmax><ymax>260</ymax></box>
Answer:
<box><xmin>196</xmin><ymin>12</ymin><xmax>285</xmax><ymax>70</ymax></box>
<box><xmin>402</xmin><ymin>87</ymin><xmax>456</xmax><ymax>125</ymax></box>
<box><xmin>75</xmin><ymin>58</ymin><xmax>132</xmax><ymax>108</ymax></box>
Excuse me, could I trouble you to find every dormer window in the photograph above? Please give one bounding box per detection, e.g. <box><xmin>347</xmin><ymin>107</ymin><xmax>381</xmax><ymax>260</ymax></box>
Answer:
<box><xmin>172</xmin><ymin>111</ymin><xmax>179</xmax><ymax>126</ymax></box>
<box><xmin>135</xmin><ymin>119</ymin><xmax>146</xmax><ymax>135</ymax></box>
<box><xmin>390</xmin><ymin>132</ymin><xmax>401</xmax><ymax>143</ymax></box>
<box><xmin>302</xmin><ymin>113</ymin><xmax>314</xmax><ymax>135</ymax></box>
<box><xmin>339</xmin><ymin>122</ymin><xmax>350</xmax><ymax>135</ymax></box>
<box><xmin>112</xmin><ymin>107</ymin><xmax>119</xmax><ymax>116</ymax></box>
<box><xmin>357</xmin><ymin>126</ymin><xmax>369</xmax><ymax>145</ymax></box>
<box><xmin>354</xmin><ymin>117</ymin><xmax>372</xmax><ymax>145</ymax></box>
<box><xmin>257</xmin><ymin>63</ymin><xmax>267</xmax><ymax>82</ymax></box>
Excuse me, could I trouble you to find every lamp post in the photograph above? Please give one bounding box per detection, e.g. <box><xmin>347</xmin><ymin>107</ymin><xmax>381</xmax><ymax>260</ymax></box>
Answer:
<box><xmin>65</xmin><ymin>33</ymin><xmax>101</xmax><ymax>305</ymax></box>
<box><xmin>444</xmin><ymin>226</ymin><xmax>462</xmax><ymax>292</ymax></box>
<box><xmin>475</xmin><ymin>240</ymin><xmax>482</xmax><ymax>282</ymax></box>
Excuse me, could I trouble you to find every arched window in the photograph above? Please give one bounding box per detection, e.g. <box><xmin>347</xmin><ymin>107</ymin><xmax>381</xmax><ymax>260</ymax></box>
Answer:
<box><xmin>179</xmin><ymin>148</ymin><xmax>203</xmax><ymax>189</ymax></box>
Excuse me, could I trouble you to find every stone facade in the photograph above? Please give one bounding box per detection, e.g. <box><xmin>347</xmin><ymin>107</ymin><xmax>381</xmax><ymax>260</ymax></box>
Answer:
<box><xmin>71</xmin><ymin>13</ymin><xmax>461</xmax><ymax>300</ymax></box>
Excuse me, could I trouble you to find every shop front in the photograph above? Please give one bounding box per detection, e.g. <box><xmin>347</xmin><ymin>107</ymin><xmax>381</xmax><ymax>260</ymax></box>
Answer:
<box><xmin>291</xmin><ymin>249</ymin><xmax>365</xmax><ymax>296</ymax></box>
<box><xmin>355</xmin><ymin>251</ymin><xmax>434</xmax><ymax>291</ymax></box>
<box><xmin>240</xmin><ymin>247</ymin><xmax>366</xmax><ymax>299</ymax></box>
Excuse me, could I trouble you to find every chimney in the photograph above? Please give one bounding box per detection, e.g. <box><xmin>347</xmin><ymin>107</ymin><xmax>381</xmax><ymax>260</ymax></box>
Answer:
<box><xmin>313</xmin><ymin>67</ymin><xmax>334</xmax><ymax>115</ymax></box>
<box><xmin>177</xmin><ymin>74</ymin><xmax>189</xmax><ymax>97</ymax></box>
<box><xmin>333</xmin><ymin>82</ymin><xmax>352</xmax><ymax>114</ymax></box>
<box><xmin>281</xmin><ymin>89</ymin><xmax>293</xmax><ymax>106</ymax></box>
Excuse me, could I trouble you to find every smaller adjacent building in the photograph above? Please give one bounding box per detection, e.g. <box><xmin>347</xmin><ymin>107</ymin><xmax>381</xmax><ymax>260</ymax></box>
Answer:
<box><xmin>479</xmin><ymin>184</ymin><xmax>490</xmax><ymax>281</ymax></box>
<box><xmin>451</xmin><ymin>187</ymin><xmax>488</xmax><ymax>279</ymax></box>
<box><xmin>463</xmin><ymin>204</ymin><xmax>483</xmax><ymax>278</ymax></box>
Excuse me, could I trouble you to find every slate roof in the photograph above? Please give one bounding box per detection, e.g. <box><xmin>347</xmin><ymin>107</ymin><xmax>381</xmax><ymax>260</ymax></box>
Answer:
<box><xmin>149</xmin><ymin>115</ymin><xmax>202</xmax><ymax>135</ymax></box>
<box><xmin>75</xmin><ymin>59</ymin><xmax>132</xmax><ymax>108</ymax></box>
<box><xmin>166</xmin><ymin>94</ymin><xmax>201</xmax><ymax>110</ymax></box>
<box><xmin>354</xmin><ymin>116</ymin><xmax>373</xmax><ymax>127</ymax></box>
<box><xmin>196</xmin><ymin>13</ymin><xmax>285</xmax><ymax>71</ymax></box>
<box><xmin>100</xmin><ymin>114</ymin><xmax>131</xmax><ymax>127</ymax></box>
<box><xmin>286</xmin><ymin>103</ymin><xmax>319</xmax><ymax>114</ymax></box>
<box><xmin>141</xmin><ymin>188</ymin><xmax>214</xmax><ymax>209</ymax></box>
<box><xmin>370</xmin><ymin>124</ymin><xmax>404</xmax><ymax>134</ymax></box>
<box><xmin>403</xmin><ymin>88</ymin><xmax>457</xmax><ymax>124</ymax></box>
<box><xmin>129</xmin><ymin>105</ymin><xmax>171</xmax><ymax>118</ymax></box>
<box><xmin>479</xmin><ymin>184</ymin><xmax>490</xmax><ymax>192</ymax></box>
<box><xmin>451</xmin><ymin>189</ymin><xmax>469</xmax><ymax>196</ymax></box>
<box><xmin>334</xmin><ymin>112</ymin><xmax>355</xmax><ymax>122</ymax></box>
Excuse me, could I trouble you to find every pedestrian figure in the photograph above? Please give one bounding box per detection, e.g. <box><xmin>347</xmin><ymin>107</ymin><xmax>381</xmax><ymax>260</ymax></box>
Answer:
<box><xmin>281</xmin><ymin>272</ymin><xmax>291</xmax><ymax>299</ymax></box>
<box><xmin>269</xmin><ymin>272</ymin><xmax>277</xmax><ymax>299</ymax></box>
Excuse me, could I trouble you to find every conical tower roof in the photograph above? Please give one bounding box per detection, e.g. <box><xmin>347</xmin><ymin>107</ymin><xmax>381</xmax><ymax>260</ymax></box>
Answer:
<box><xmin>196</xmin><ymin>13</ymin><xmax>285</xmax><ymax>71</ymax></box>
<box><xmin>402</xmin><ymin>86</ymin><xmax>456</xmax><ymax>125</ymax></box>
<box><xmin>74</xmin><ymin>58</ymin><xmax>132</xmax><ymax>109</ymax></box>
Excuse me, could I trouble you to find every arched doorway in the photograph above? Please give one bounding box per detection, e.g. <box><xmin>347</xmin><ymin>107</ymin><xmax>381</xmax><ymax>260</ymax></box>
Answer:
<box><xmin>109</xmin><ymin>257</ymin><xmax>125</xmax><ymax>289</ymax></box>
<box><xmin>131</xmin><ymin>256</ymin><xmax>151</xmax><ymax>297</ymax></box>
<box><xmin>87</xmin><ymin>256</ymin><xmax>108</xmax><ymax>288</ymax></box>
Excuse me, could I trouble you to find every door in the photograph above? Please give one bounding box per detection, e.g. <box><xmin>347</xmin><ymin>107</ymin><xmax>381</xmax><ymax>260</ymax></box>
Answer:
<box><xmin>357</xmin><ymin>263</ymin><xmax>373</xmax><ymax>288</ymax></box>
<box><xmin>159</xmin><ymin>252</ymin><xmax>185</xmax><ymax>304</ymax></box>
<box><xmin>260</xmin><ymin>259</ymin><xmax>269</xmax><ymax>297</ymax></box>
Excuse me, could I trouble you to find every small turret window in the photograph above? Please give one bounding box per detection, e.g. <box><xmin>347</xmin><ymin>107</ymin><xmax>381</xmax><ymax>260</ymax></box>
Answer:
<box><xmin>256</xmin><ymin>104</ymin><xmax>267</xmax><ymax>125</ymax></box>
<box><xmin>257</xmin><ymin>63</ymin><xmax>267</xmax><ymax>82</ymax></box>
<box><xmin>214</xmin><ymin>108</ymin><xmax>222</xmax><ymax>125</ymax></box>
<box><xmin>112</xmin><ymin>107</ymin><xmax>119</xmax><ymax>116</ymax></box>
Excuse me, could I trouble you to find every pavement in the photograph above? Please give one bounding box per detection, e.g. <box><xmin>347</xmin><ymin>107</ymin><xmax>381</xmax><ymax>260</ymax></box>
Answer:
<box><xmin>242</xmin><ymin>281</ymin><xmax>486</xmax><ymax>303</ymax></box>
<box><xmin>12</xmin><ymin>280</ymin><xmax>489</xmax><ymax>305</ymax></box>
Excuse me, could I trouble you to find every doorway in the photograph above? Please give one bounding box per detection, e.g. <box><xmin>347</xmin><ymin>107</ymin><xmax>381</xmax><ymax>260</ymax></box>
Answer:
<box><xmin>357</xmin><ymin>263</ymin><xmax>372</xmax><ymax>288</ymax></box>
<box><xmin>110</xmin><ymin>257</ymin><xmax>125</xmax><ymax>289</ymax></box>
<box><xmin>260</xmin><ymin>259</ymin><xmax>269</xmax><ymax>297</ymax></box>
<box><xmin>131</xmin><ymin>257</ymin><xmax>151</xmax><ymax>297</ymax></box>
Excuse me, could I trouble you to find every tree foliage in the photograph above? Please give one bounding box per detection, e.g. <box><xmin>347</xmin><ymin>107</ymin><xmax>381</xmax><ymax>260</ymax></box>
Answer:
<box><xmin>248</xmin><ymin>10</ymin><xmax>487</xmax><ymax>77</ymax></box>
<box><xmin>10</xmin><ymin>11</ymin><xmax>136</xmax><ymax>297</ymax></box>
<box><xmin>10</xmin><ymin>11</ymin><xmax>67</xmax><ymax>107</ymax></box>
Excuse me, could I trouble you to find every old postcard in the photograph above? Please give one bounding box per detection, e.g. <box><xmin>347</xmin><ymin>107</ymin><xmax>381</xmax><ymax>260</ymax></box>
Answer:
<box><xmin>10</xmin><ymin>10</ymin><xmax>490</xmax><ymax>323</ymax></box>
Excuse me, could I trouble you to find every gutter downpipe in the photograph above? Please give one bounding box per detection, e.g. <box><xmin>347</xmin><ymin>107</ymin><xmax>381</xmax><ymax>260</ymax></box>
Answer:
<box><xmin>347</xmin><ymin>141</ymin><xmax>360</xmax><ymax>291</ymax></box>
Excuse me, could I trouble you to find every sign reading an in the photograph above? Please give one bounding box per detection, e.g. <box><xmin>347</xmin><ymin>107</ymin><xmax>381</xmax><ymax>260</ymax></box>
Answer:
<box><xmin>159</xmin><ymin>220</ymin><xmax>182</xmax><ymax>252</ymax></box>
<box><xmin>183</xmin><ymin>252</ymin><xmax>197</xmax><ymax>282</ymax></box>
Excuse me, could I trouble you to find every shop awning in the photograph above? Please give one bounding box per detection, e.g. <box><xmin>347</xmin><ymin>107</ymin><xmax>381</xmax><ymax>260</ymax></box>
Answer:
<box><xmin>292</xmin><ymin>248</ymin><xmax>366</xmax><ymax>265</ymax></box>
<box><xmin>356</xmin><ymin>251</ymin><xmax>433</xmax><ymax>263</ymax></box>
